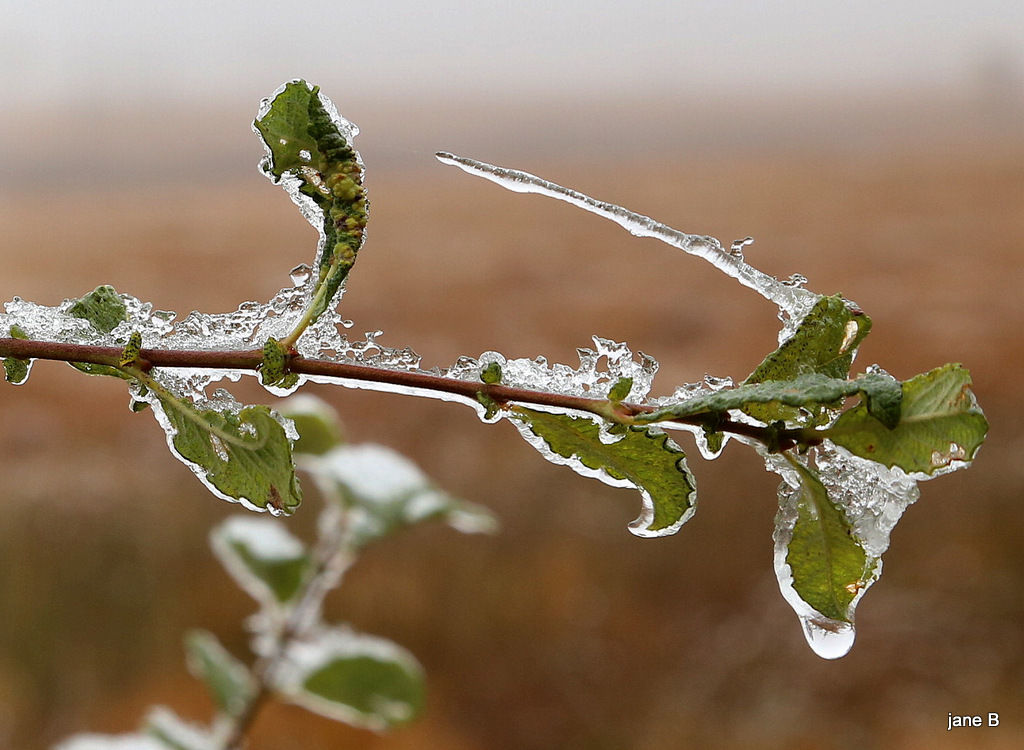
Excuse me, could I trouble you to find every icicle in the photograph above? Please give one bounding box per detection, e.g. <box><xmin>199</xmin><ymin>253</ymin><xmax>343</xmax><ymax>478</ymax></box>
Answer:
<box><xmin>435</xmin><ymin>152</ymin><xmax>819</xmax><ymax>322</ymax></box>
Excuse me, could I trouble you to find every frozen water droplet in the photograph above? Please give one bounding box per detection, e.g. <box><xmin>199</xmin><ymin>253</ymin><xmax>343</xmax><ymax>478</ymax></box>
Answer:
<box><xmin>289</xmin><ymin>263</ymin><xmax>312</xmax><ymax>285</ymax></box>
<box><xmin>782</xmin><ymin>273</ymin><xmax>808</xmax><ymax>288</ymax></box>
<box><xmin>729</xmin><ymin>236</ymin><xmax>753</xmax><ymax>258</ymax></box>
<box><xmin>800</xmin><ymin>616</ymin><xmax>856</xmax><ymax>659</ymax></box>
<box><xmin>838</xmin><ymin>319</ymin><xmax>860</xmax><ymax>354</ymax></box>
<box><xmin>703</xmin><ymin>374</ymin><xmax>734</xmax><ymax>391</ymax></box>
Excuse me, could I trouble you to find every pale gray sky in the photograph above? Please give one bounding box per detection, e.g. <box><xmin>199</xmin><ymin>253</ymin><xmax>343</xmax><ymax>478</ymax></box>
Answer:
<box><xmin>2</xmin><ymin>0</ymin><xmax>1022</xmax><ymax>108</ymax></box>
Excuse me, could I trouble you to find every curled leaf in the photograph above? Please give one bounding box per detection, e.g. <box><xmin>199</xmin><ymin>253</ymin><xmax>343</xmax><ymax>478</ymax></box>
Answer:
<box><xmin>3</xmin><ymin>325</ymin><xmax>31</xmax><ymax>384</ymax></box>
<box><xmin>637</xmin><ymin>372</ymin><xmax>901</xmax><ymax>428</ymax></box>
<box><xmin>512</xmin><ymin>407</ymin><xmax>696</xmax><ymax>537</ymax></box>
<box><xmin>254</xmin><ymin>80</ymin><xmax>367</xmax><ymax>326</ymax></box>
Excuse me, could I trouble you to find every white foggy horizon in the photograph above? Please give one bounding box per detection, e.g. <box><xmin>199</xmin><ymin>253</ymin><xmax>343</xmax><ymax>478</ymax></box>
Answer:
<box><xmin>1</xmin><ymin>1</ymin><xmax>1021</xmax><ymax>187</ymax></box>
<box><xmin>2</xmin><ymin>0</ymin><xmax>1022</xmax><ymax>107</ymax></box>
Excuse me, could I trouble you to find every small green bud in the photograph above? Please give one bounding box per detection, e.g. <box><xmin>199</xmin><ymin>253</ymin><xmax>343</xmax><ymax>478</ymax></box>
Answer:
<box><xmin>608</xmin><ymin>377</ymin><xmax>633</xmax><ymax>403</ymax></box>
<box><xmin>260</xmin><ymin>337</ymin><xmax>299</xmax><ymax>389</ymax></box>
<box><xmin>119</xmin><ymin>331</ymin><xmax>143</xmax><ymax>367</ymax></box>
<box><xmin>330</xmin><ymin>176</ymin><xmax>359</xmax><ymax>201</ymax></box>
<box><xmin>4</xmin><ymin>325</ymin><xmax>31</xmax><ymax>384</ymax></box>
<box><xmin>334</xmin><ymin>244</ymin><xmax>356</xmax><ymax>265</ymax></box>
<box><xmin>481</xmin><ymin>361</ymin><xmax>503</xmax><ymax>385</ymax></box>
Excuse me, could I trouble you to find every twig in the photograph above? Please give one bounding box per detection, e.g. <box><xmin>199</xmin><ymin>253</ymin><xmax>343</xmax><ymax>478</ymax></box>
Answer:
<box><xmin>0</xmin><ymin>337</ymin><xmax>814</xmax><ymax>450</ymax></box>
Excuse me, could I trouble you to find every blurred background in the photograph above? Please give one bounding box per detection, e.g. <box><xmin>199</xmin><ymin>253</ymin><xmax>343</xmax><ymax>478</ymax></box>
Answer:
<box><xmin>0</xmin><ymin>1</ymin><xmax>1022</xmax><ymax>747</ymax></box>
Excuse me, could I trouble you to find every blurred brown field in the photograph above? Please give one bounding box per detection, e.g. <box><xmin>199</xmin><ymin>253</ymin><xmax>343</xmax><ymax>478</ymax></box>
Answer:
<box><xmin>0</xmin><ymin>95</ymin><xmax>1022</xmax><ymax>749</ymax></box>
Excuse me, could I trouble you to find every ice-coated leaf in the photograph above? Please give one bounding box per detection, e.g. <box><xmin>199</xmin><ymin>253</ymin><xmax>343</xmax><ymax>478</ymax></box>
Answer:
<box><xmin>278</xmin><ymin>393</ymin><xmax>346</xmax><ymax>456</ymax></box>
<box><xmin>150</xmin><ymin>393</ymin><xmax>301</xmax><ymax>515</ymax></box>
<box><xmin>184</xmin><ymin>629</ymin><xmax>256</xmax><ymax>717</ymax></box>
<box><xmin>211</xmin><ymin>516</ymin><xmax>311</xmax><ymax>608</ymax></box>
<box><xmin>304</xmin><ymin>442</ymin><xmax>496</xmax><ymax>547</ymax></box>
<box><xmin>637</xmin><ymin>372</ymin><xmax>902</xmax><ymax>428</ymax></box>
<box><xmin>743</xmin><ymin>294</ymin><xmax>871</xmax><ymax>423</ymax></box>
<box><xmin>252</xmin><ymin>82</ymin><xmax>321</xmax><ymax>180</ymax></box>
<box><xmin>276</xmin><ymin>626</ymin><xmax>425</xmax><ymax>731</ymax></box>
<box><xmin>254</xmin><ymin>80</ymin><xmax>367</xmax><ymax>326</ymax></box>
<box><xmin>67</xmin><ymin>285</ymin><xmax>129</xmax><ymax>335</ymax></box>
<box><xmin>769</xmin><ymin>443</ymin><xmax>920</xmax><ymax>659</ymax></box>
<box><xmin>781</xmin><ymin>458</ymin><xmax>870</xmax><ymax>624</ymax></box>
<box><xmin>511</xmin><ymin>407</ymin><xmax>696</xmax><ymax>537</ymax></box>
<box><xmin>827</xmin><ymin>364</ymin><xmax>987</xmax><ymax>476</ymax></box>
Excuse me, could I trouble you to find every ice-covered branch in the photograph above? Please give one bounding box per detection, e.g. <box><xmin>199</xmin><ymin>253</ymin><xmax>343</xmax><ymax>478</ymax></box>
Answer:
<box><xmin>0</xmin><ymin>336</ymin><xmax>810</xmax><ymax>450</ymax></box>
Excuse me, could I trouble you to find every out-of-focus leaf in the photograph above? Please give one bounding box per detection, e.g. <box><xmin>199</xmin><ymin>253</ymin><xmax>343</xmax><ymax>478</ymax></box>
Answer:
<box><xmin>306</xmin><ymin>442</ymin><xmax>496</xmax><ymax>547</ymax></box>
<box><xmin>53</xmin><ymin>735</ymin><xmax>169</xmax><ymax>750</ymax></box>
<box><xmin>210</xmin><ymin>516</ymin><xmax>311</xmax><ymax>608</ymax></box>
<box><xmin>279</xmin><ymin>394</ymin><xmax>345</xmax><ymax>456</ymax></box>
<box><xmin>143</xmin><ymin>707</ymin><xmax>217</xmax><ymax>750</ymax></box>
<box><xmin>184</xmin><ymin>630</ymin><xmax>256</xmax><ymax>717</ymax></box>
<box><xmin>278</xmin><ymin>627</ymin><xmax>425</xmax><ymax>731</ymax></box>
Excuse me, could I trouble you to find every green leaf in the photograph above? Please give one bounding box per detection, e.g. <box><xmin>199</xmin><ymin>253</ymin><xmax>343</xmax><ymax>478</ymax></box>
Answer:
<box><xmin>743</xmin><ymin>294</ymin><xmax>871</xmax><ymax>423</ymax></box>
<box><xmin>184</xmin><ymin>629</ymin><xmax>255</xmax><ymax>717</ymax></box>
<box><xmin>280</xmin><ymin>628</ymin><xmax>425</xmax><ymax>731</ymax></box>
<box><xmin>67</xmin><ymin>285</ymin><xmax>128</xmax><ymax>334</ymax></box>
<box><xmin>637</xmin><ymin>372</ymin><xmax>901</xmax><ymax>427</ymax></box>
<box><xmin>119</xmin><ymin>330</ymin><xmax>143</xmax><ymax>367</ymax></box>
<box><xmin>64</xmin><ymin>285</ymin><xmax>134</xmax><ymax>377</ymax></box>
<box><xmin>512</xmin><ymin>407</ymin><xmax>696</xmax><ymax>537</ymax></box>
<box><xmin>306</xmin><ymin>442</ymin><xmax>496</xmax><ymax>547</ymax></box>
<box><xmin>827</xmin><ymin>364</ymin><xmax>988</xmax><ymax>475</ymax></box>
<box><xmin>253</xmin><ymin>81</ymin><xmax>320</xmax><ymax>180</ymax></box>
<box><xmin>784</xmin><ymin>457</ymin><xmax>870</xmax><ymax>622</ymax></box>
<box><xmin>153</xmin><ymin>393</ymin><xmax>301</xmax><ymax>515</ymax></box>
<box><xmin>211</xmin><ymin>516</ymin><xmax>311</xmax><ymax>608</ymax></box>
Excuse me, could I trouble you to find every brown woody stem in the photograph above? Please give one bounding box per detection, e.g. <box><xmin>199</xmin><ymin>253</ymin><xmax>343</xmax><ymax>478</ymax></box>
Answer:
<box><xmin>0</xmin><ymin>337</ymin><xmax>816</xmax><ymax>451</ymax></box>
